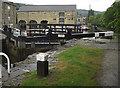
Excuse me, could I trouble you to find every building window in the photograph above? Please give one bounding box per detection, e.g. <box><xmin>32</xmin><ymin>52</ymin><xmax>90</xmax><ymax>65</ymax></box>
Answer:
<box><xmin>8</xmin><ymin>13</ymin><xmax>10</xmax><ymax>17</ymax></box>
<box><xmin>29</xmin><ymin>20</ymin><xmax>37</xmax><ymax>29</ymax></box>
<box><xmin>59</xmin><ymin>12</ymin><xmax>64</xmax><ymax>17</ymax></box>
<box><xmin>8</xmin><ymin>6</ymin><xmax>10</xmax><ymax>16</ymax></box>
<box><xmin>59</xmin><ymin>18</ymin><xmax>64</xmax><ymax>24</ymax></box>
<box><xmin>53</xmin><ymin>18</ymin><xmax>56</xmax><ymax>21</ymax></box>
<box><xmin>67</xmin><ymin>13</ymin><xmax>71</xmax><ymax>16</ymax></box>
<box><xmin>53</xmin><ymin>13</ymin><xmax>57</xmax><ymax>15</ymax></box>
<box><xmin>68</xmin><ymin>18</ymin><xmax>71</xmax><ymax>21</ymax></box>
<box><xmin>78</xmin><ymin>19</ymin><xmax>80</xmax><ymax>22</ymax></box>
<box><xmin>1</xmin><ymin>3</ymin><xmax>2</xmax><ymax>8</ymax></box>
<box><xmin>43</xmin><ymin>13</ymin><xmax>46</xmax><ymax>15</ymax></box>
<box><xmin>32</xmin><ymin>13</ymin><xmax>35</xmax><ymax>15</ymax></box>
<box><xmin>8</xmin><ymin>17</ymin><xmax>10</xmax><ymax>24</ymax></box>
<box><xmin>19</xmin><ymin>20</ymin><xmax>26</xmax><ymax>30</ymax></box>
<box><xmin>20</xmin><ymin>13</ymin><xmax>24</xmax><ymax>15</ymax></box>
<box><xmin>8</xmin><ymin>6</ymin><xmax>10</xmax><ymax>12</ymax></box>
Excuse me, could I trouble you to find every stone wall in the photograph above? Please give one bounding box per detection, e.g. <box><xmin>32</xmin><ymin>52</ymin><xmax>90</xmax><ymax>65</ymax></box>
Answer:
<box><xmin>0</xmin><ymin>2</ymin><xmax>2</xmax><ymax>28</ymax></box>
<box><xmin>18</xmin><ymin>10</ymin><xmax>77</xmax><ymax>25</ymax></box>
<box><xmin>2</xmin><ymin>2</ymin><xmax>16</xmax><ymax>28</ymax></box>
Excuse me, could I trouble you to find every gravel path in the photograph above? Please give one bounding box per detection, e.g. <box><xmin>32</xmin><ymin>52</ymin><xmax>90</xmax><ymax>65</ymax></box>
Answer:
<box><xmin>1</xmin><ymin>38</ymin><xmax>119</xmax><ymax>86</ymax></box>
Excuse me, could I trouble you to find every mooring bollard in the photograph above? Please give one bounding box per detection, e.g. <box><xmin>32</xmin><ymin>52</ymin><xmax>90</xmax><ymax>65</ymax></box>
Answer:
<box><xmin>36</xmin><ymin>53</ymin><xmax>48</xmax><ymax>77</ymax></box>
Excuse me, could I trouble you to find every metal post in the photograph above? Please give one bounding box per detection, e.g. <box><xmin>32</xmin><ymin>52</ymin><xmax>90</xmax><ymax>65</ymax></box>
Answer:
<box><xmin>54</xmin><ymin>26</ymin><xmax>56</xmax><ymax>33</ymax></box>
<box><xmin>39</xmin><ymin>24</ymin><xmax>40</xmax><ymax>29</ymax></box>
<box><xmin>74</xmin><ymin>25</ymin><xmax>76</xmax><ymax>33</ymax></box>
<box><xmin>62</xmin><ymin>25</ymin><xmax>63</xmax><ymax>33</ymax></box>
<box><xmin>77</xmin><ymin>25</ymin><xmax>78</xmax><ymax>33</ymax></box>
<box><xmin>0</xmin><ymin>52</ymin><xmax>10</xmax><ymax>74</ymax></box>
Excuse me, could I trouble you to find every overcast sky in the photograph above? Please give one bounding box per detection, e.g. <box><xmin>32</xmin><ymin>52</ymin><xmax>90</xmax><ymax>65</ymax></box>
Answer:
<box><xmin>9</xmin><ymin>0</ymin><xmax>116</xmax><ymax>11</ymax></box>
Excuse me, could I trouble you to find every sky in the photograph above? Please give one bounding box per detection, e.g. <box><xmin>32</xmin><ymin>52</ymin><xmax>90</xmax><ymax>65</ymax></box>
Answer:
<box><xmin>8</xmin><ymin>0</ymin><xmax>116</xmax><ymax>11</ymax></box>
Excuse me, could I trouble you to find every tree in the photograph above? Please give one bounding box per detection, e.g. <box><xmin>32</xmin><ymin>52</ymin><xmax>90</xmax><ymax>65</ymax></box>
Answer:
<box><xmin>109</xmin><ymin>1</ymin><xmax>120</xmax><ymax>33</ymax></box>
<box><xmin>103</xmin><ymin>1</ymin><xmax>120</xmax><ymax>32</ymax></box>
<box><xmin>86</xmin><ymin>9</ymin><xmax>95</xmax><ymax>25</ymax></box>
<box><xmin>93</xmin><ymin>14</ymin><xmax>105</xmax><ymax>26</ymax></box>
<box><xmin>88</xmin><ymin>9</ymin><xmax>94</xmax><ymax>17</ymax></box>
<box><xmin>86</xmin><ymin>1</ymin><xmax>120</xmax><ymax>34</ymax></box>
<box><xmin>88</xmin><ymin>16</ymin><xmax>95</xmax><ymax>25</ymax></box>
<box><xmin>103</xmin><ymin>6</ymin><xmax>115</xmax><ymax>28</ymax></box>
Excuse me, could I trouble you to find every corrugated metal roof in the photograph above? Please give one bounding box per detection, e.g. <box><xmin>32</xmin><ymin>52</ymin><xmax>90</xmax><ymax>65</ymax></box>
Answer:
<box><xmin>18</xmin><ymin>5</ymin><xmax>76</xmax><ymax>12</ymax></box>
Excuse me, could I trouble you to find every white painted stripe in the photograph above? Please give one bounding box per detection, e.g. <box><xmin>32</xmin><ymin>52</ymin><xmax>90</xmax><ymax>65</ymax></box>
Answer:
<box><xmin>58</xmin><ymin>34</ymin><xmax>65</xmax><ymax>38</ymax></box>
<box><xmin>95</xmin><ymin>33</ymin><xmax>99</xmax><ymax>37</ymax></box>
<box><xmin>22</xmin><ymin>69</ymin><xmax>30</xmax><ymax>72</ymax></box>
<box><xmin>25</xmin><ymin>43</ymin><xmax>31</xmax><ymax>44</ymax></box>
<box><xmin>35</xmin><ymin>42</ymin><xmax>49</xmax><ymax>44</ymax></box>
<box><xmin>105</xmin><ymin>31</ymin><xmax>114</xmax><ymax>36</ymax></box>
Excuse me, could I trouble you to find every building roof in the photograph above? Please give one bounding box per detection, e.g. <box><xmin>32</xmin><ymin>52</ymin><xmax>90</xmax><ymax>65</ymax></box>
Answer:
<box><xmin>4</xmin><ymin>2</ymin><xmax>16</xmax><ymax>7</ymax></box>
<box><xmin>18</xmin><ymin>5</ymin><xmax>76</xmax><ymax>12</ymax></box>
<box><xmin>0</xmin><ymin>0</ymin><xmax>16</xmax><ymax>7</ymax></box>
<box><xmin>0</xmin><ymin>0</ymin><xmax>9</xmax><ymax>2</ymax></box>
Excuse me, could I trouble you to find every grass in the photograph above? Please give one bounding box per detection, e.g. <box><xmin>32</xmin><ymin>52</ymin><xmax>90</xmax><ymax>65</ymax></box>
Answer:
<box><xmin>21</xmin><ymin>46</ymin><xmax>104</xmax><ymax>86</ymax></box>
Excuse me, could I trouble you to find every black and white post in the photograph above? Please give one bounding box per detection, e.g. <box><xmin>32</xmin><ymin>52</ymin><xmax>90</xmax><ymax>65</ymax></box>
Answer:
<box><xmin>36</xmin><ymin>53</ymin><xmax>48</xmax><ymax>78</ymax></box>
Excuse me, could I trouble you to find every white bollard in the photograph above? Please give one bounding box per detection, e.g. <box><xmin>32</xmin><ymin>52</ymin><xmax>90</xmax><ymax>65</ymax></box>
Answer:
<box><xmin>36</xmin><ymin>53</ymin><xmax>48</xmax><ymax>77</ymax></box>
<box><xmin>95</xmin><ymin>33</ymin><xmax>99</xmax><ymax>37</ymax></box>
<box><xmin>36</xmin><ymin>53</ymin><xmax>48</xmax><ymax>61</ymax></box>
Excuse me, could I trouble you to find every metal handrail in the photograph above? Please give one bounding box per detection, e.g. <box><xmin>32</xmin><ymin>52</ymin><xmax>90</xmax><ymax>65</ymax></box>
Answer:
<box><xmin>0</xmin><ymin>52</ymin><xmax>10</xmax><ymax>74</ymax></box>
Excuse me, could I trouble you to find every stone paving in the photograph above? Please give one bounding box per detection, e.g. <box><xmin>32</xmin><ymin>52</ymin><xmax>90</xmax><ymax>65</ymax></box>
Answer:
<box><xmin>1</xmin><ymin>38</ymin><xmax>119</xmax><ymax>86</ymax></box>
<box><xmin>1</xmin><ymin>51</ymin><xmax>60</xmax><ymax>86</ymax></box>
